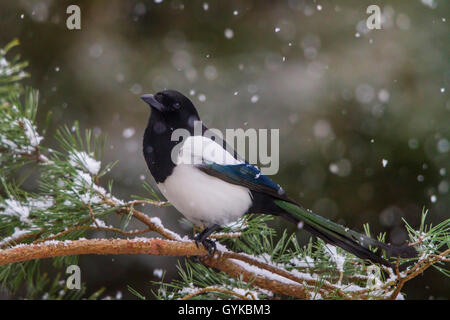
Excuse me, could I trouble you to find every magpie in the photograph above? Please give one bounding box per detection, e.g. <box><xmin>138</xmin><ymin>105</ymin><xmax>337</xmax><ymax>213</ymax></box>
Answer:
<box><xmin>141</xmin><ymin>89</ymin><xmax>416</xmax><ymax>268</ymax></box>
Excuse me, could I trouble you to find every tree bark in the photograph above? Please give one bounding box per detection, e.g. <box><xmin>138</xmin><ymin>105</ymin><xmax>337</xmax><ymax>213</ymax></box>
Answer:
<box><xmin>0</xmin><ymin>238</ymin><xmax>309</xmax><ymax>299</ymax></box>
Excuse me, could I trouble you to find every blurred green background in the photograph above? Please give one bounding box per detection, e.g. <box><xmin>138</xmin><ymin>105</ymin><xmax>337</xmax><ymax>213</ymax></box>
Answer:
<box><xmin>0</xmin><ymin>0</ymin><xmax>448</xmax><ymax>299</ymax></box>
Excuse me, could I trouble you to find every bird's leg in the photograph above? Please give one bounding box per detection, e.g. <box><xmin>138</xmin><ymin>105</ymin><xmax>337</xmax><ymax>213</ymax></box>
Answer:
<box><xmin>194</xmin><ymin>224</ymin><xmax>222</xmax><ymax>255</ymax></box>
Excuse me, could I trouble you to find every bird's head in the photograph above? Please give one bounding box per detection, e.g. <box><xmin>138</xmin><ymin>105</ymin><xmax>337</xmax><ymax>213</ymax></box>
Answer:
<box><xmin>141</xmin><ymin>90</ymin><xmax>200</xmax><ymax>131</ymax></box>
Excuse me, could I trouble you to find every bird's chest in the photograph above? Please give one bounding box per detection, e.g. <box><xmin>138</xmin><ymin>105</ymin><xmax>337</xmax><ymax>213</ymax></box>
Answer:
<box><xmin>157</xmin><ymin>164</ymin><xmax>252</xmax><ymax>227</ymax></box>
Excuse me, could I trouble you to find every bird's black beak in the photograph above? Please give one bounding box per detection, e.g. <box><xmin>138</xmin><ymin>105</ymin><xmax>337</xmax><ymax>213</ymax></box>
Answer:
<box><xmin>141</xmin><ymin>94</ymin><xmax>165</xmax><ymax>112</ymax></box>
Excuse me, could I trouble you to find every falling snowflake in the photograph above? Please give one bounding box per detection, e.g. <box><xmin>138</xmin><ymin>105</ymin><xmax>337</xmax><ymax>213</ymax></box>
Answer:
<box><xmin>224</xmin><ymin>28</ymin><xmax>234</xmax><ymax>39</ymax></box>
<box><xmin>198</xmin><ymin>94</ymin><xmax>206</xmax><ymax>102</ymax></box>
<box><xmin>122</xmin><ymin>127</ymin><xmax>136</xmax><ymax>139</ymax></box>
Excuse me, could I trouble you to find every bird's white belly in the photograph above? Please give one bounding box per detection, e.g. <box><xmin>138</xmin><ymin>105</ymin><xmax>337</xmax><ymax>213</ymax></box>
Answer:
<box><xmin>157</xmin><ymin>164</ymin><xmax>252</xmax><ymax>227</ymax></box>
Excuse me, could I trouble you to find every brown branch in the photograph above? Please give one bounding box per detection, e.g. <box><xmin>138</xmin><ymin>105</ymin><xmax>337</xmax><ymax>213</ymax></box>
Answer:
<box><xmin>86</xmin><ymin>203</ymin><xmax>99</xmax><ymax>227</ymax></box>
<box><xmin>389</xmin><ymin>248</ymin><xmax>450</xmax><ymax>300</ymax></box>
<box><xmin>0</xmin><ymin>231</ymin><xmax>42</xmax><ymax>249</ymax></box>
<box><xmin>101</xmin><ymin>198</ymin><xmax>181</xmax><ymax>241</ymax></box>
<box><xmin>32</xmin><ymin>225</ymin><xmax>153</xmax><ymax>244</ymax></box>
<box><xmin>0</xmin><ymin>215</ymin><xmax>153</xmax><ymax>249</ymax></box>
<box><xmin>0</xmin><ymin>239</ymin><xmax>204</xmax><ymax>265</ymax></box>
<box><xmin>0</xmin><ymin>238</ymin><xmax>313</xmax><ymax>299</ymax></box>
<box><xmin>202</xmin><ymin>254</ymin><xmax>310</xmax><ymax>299</ymax></box>
<box><xmin>1</xmin><ymin>229</ymin><xmax>447</xmax><ymax>299</ymax></box>
<box><xmin>220</xmin><ymin>251</ymin><xmax>348</xmax><ymax>299</ymax></box>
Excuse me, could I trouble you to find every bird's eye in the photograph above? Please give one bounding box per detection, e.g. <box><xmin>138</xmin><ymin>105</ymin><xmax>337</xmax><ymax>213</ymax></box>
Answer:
<box><xmin>173</xmin><ymin>102</ymin><xmax>181</xmax><ymax>109</ymax></box>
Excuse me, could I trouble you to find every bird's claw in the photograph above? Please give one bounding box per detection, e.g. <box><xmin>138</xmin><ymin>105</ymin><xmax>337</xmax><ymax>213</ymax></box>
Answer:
<box><xmin>194</xmin><ymin>234</ymin><xmax>217</xmax><ymax>256</ymax></box>
<box><xmin>202</xmin><ymin>238</ymin><xmax>217</xmax><ymax>256</ymax></box>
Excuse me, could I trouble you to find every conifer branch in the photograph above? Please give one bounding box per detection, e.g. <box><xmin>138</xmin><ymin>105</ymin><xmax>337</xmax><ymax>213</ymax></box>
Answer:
<box><xmin>0</xmin><ymin>233</ymin><xmax>447</xmax><ymax>299</ymax></box>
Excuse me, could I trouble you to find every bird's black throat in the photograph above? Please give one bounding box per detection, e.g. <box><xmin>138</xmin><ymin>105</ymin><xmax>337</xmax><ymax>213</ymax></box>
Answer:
<box><xmin>142</xmin><ymin>111</ymin><xmax>179</xmax><ymax>183</ymax></box>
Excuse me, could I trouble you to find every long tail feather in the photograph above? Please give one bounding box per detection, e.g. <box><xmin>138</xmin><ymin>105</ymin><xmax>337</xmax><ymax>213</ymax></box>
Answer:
<box><xmin>274</xmin><ymin>200</ymin><xmax>416</xmax><ymax>268</ymax></box>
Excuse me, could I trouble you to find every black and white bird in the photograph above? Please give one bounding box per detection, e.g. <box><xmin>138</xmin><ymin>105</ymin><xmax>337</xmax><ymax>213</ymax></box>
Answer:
<box><xmin>141</xmin><ymin>89</ymin><xmax>415</xmax><ymax>268</ymax></box>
